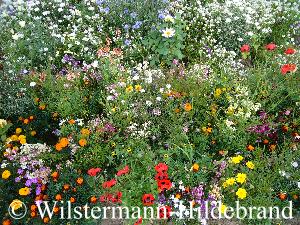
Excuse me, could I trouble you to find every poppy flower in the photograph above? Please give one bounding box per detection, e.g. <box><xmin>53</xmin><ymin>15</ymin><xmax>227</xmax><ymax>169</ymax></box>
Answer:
<box><xmin>240</xmin><ymin>44</ymin><xmax>250</xmax><ymax>53</ymax></box>
<box><xmin>155</xmin><ymin>163</ymin><xmax>168</xmax><ymax>173</ymax></box>
<box><xmin>142</xmin><ymin>194</ymin><xmax>155</xmax><ymax>206</ymax></box>
<box><xmin>102</xmin><ymin>179</ymin><xmax>117</xmax><ymax>189</ymax></box>
<box><xmin>281</xmin><ymin>64</ymin><xmax>297</xmax><ymax>75</ymax></box>
<box><xmin>87</xmin><ymin>168</ymin><xmax>102</xmax><ymax>176</ymax></box>
<box><xmin>159</xmin><ymin>205</ymin><xmax>172</xmax><ymax>219</ymax></box>
<box><xmin>134</xmin><ymin>218</ymin><xmax>143</xmax><ymax>225</ymax></box>
<box><xmin>116</xmin><ymin>165</ymin><xmax>130</xmax><ymax>176</ymax></box>
<box><xmin>158</xmin><ymin>179</ymin><xmax>172</xmax><ymax>192</ymax></box>
<box><xmin>284</xmin><ymin>48</ymin><xmax>296</xmax><ymax>55</ymax></box>
<box><xmin>155</xmin><ymin>172</ymin><xmax>168</xmax><ymax>181</ymax></box>
<box><xmin>265</xmin><ymin>43</ymin><xmax>276</xmax><ymax>51</ymax></box>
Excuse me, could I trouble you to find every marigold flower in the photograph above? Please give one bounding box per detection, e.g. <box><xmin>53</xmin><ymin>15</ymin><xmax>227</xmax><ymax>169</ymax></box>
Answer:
<box><xmin>76</xmin><ymin>177</ymin><xmax>84</xmax><ymax>185</ymax></box>
<box><xmin>19</xmin><ymin>187</ymin><xmax>30</xmax><ymax>196</ymax></box>
<box><xmin>236</xmin><ymin>188</ymin><xmax>247</xmax><ymax>199</ymax></box>
<box><xmin>246</xmin><ymin>161</ymin><xmax>255</xmax><ymax>169</ymax></box>
<box><xmin>55</xmin><ymin>194</ymin><xmax>62</xmax><ymax>201</ymax></box>
<box><xmin>70</xmin><ymin>197</ymin><xmax>76</xmax><ymax>203</ymax></box>
<box><xmin>236</xmin><ymin>173</ymin><xmax>247</xmax><ymax>184</ymax></box>
<box><xmin>30</xmin><ymin>131</ymin><xmax>37</xmax><ymax>136</ymax></box>
<box><xmin>23</xmin><ymin>119</ymin><xmax>29</xmax><ymax>124</ymax></box>
<box><xmin>2</xmin><ymin>170</ymin><xmax>11</xmax><ymax>179</ymax></box>
<box><xmin>68</xmin><ymin>119</ymin><xmax>75</xmax><ymax>125</ymax></box>
<box><xmin>278</xmin><ymin>192</ymin><xmax>287</xmax><ymax>201</ymax></box>
<box><xmin>183</xmin><ymin>103</ymin><xmax>192</xmax><ymax>112</ymax></box>
<box><xmin>81</xmin><ymin>128</ymin><xmax>90</xmax><ymax>136</ymax></box>
<box><xmin>10</xmin><ymin>199</ymin><xmax>23</xmax><ymax>211</ymax></box>
<box><xmin>60</xmin><ymin>138</ymin><xmax>69</xmax><ymax>147</ymax></box>
<box><xmin>2</xmin><ymin>219</ymin><xmax>12</xmax><ymax>225</ymax></box>
<box><xmin>246</xmin><ymin>144</ymin><xmax>255</xmax><ymax>151</ymax></box>
<box><xmin>63</xmin><ymin>184</ymin><xmax>70</xmax><ymax>191</ymax></box>
<box><xmin>79</xmin><ymin>139</ymin><xmax>87</xmax><ymax>147</ymax></box>
<box><xmin>192</xmin><ymin>163</ymin><xmax>199</xmax><ymax>172</ymax></box>
<box><xmin>55</xmin><ymin>143</ymin><xmax>63</xmax><ymax>151</ymax></box>
<box><xmin>43</xmin><ymin>217</ymin><xmax>50</xmax><ymax>223</ymax></box>
<box><xmin>15</xmin><ymin>128</ymin><xmax>22</xmax><ymax>134</ymax></box>
<box><xmin>90</xmin><ymin>196</ymin><xmax>97</xmax><ymax>203</ymax></box>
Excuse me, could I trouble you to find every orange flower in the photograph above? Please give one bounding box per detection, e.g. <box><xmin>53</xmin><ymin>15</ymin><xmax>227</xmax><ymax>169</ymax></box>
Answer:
<box><xmin>278</xmin><ymin>193</ymin><xmax>287</xmax><ymax>201</ymax></box>
<box><xmin>81</xmin><ymin>128</ymin><xmax>90</xmax><ymax>136</ymax></box>
<box><xmin>79</xmin><ymin>139</ymin><xmax>87</xmax><ymax>147</ymax></box>
<box><xmin>43</xmin><ymin>217</ymin><xmax>50</xmax><ymax>223</ymax></box>
<box><xmin>23</xmin><ymin>119</ymin><xmax>29</xmax><ymax>124</ymax></box>
<box><xmin>70</xmin><ymin>197</ymin><xmax>76</xmax><ymax>203</ymax></box>
<box><xmin>63</xmin><ymin>184</ymin><xmax>70</xmax><ymax>191</ymax></box>
<box><xmin>192</xmin><ymin>163</ymin><xmax>199</xmax><ymax>172</ymax></box>
<box><xmin>263</xmin><ymin>139</ymin><xmax>269</xmax><ymax>145</ymax></box>
<box><xmin>55</xmin><ymin>194</ymin><xmax>62</xmax><ymax>201</ymax></box>
<box><xmin>51</xmin><ymin>171</ymin><xmax>59</xmax><ymax>180</ymax></box>
<box><xmin>76</xmin><ymin>177</ymin><xmax>84</xmax><ymax>185</ymax></box>
<box><xmin>34</xmin><ymin>98</ymin><xmax>40</xmax><ymax>103</ymax></box>
<box><xmin>60</xmin><ymin>138</ymin><xmax>69</xmax><ymax>147</ymax></box>
<box><xmin>31</xmin><ymin>211</ymin><xmax>37</xmax><ymax>218</ymax></box>
<box><xmin>53</xmin><ymin>206</ymin><xmax>60</xmax><ymax>214</ymax></box>
<box><xmin>183</xmin><ymin>103</ymin><xmax>192</xmax><ymax>112</ymax></box>
<box><xmin>282</xmin><ymin>125</ymin><xmax>288</xmax><ymax>133</ymax></box>
<box><xmin>246</xmin><ymin>145</ymin><xmax>255</xmax><ymax>151</ymax></box>
<box><xmin>43</xmin><ymin>195</ymin><xmax>48</xmax><ymax>201</ymax></box>
<box><xmin>55</xmin><ymin>143</ymin><xmax>63</xmax><ymax>151</ymax></box>
<box><xmin>269</xmin><ymin>144</ymin><xmax>276</xmax><ymax>151</ymax></box>
<box><xmin>2</xmin><ymin>219</ymin><xmax>11</xmax><ymax>225</ymax></box>
<box><xmin>31</xmin><ymin>205</ymin><xmax>37</xmax><ymax>211</ymax></box>
<box><xmin>90</xmin><ymin>196</ymin><xmax>97</xmax><ymax>203</ymax></box>
<box><xmin>174</xmin><ymin>108</ymin><xmax>180</xmax><ymax>113</ymax></box>
<box><xmin>29</xmin><ymin>116</ymin><xmax>34</xmax><ymax>120</ymax></box>
<box><xmin>69</xmin><ymin>119</ymin><xmax>76</xmax><ymax>125</ymax></box>
<box><xmin>30</xmin><ymin>131</ymin><xmax>37</xmax><ymax>136</ymax></box>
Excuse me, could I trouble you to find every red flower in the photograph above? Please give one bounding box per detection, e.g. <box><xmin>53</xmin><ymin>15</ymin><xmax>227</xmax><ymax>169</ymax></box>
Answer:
<box><xmin>157</xmin><ymin>179</ymin><xmax>172</xmax><ymax>192</ymax></box>
<box><xmin>155</xmin><ymin>163</ymin><xmax>168</xmax><ymax>173</ymax></box>
<box><xmin>240</xmin><ymin>44</ymin><xmax>250</xmax><ymax>53</ymax></box>
<box><xmin>142</xmin><ymin>194</ymin><xmax>155</xmax><ymax>206</ymax></box>
<box><xmin>134</xmin><ymin>218</ymin><xmax>143</xmax><ymax>225</ymax></box>
<box><xmin>155</xmin><ymin>172</ymin><xmax>168</xmax><ymax>181</ymax></box>
<box><xmin>265</xmin><ymin>43</ymin><xmax>276</xmax><ymax>51</ymax></box>
<box><xmin>116</xmin><ymin>165</ymin><xmax>130</xmax><ymax>176</ymax></box>
<box><xmin>281</xmin><ymin>64</ymin><xmax>297</xmax><ymax>75</ymax></box>
<box><xmin>285</xmin><ymin>48</ymin><xmax>296</xmax><ymax>55</ymax></box>
<box><xmin>102</xmin><ymin>179</ymin><xmax>117</xmax><ymax>189</ymax></box>
<box><xmin>87</xmin><ymin>168</ymin><xmax>102</xmax><ymax>176</ymax></box>
<box><xmin>159</xmin><ymin>206</ymin><xmax>172</xmax><ymax>219</ymax></box>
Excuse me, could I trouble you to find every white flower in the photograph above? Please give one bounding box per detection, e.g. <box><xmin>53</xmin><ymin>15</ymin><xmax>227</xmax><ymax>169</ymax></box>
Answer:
<box><xmin>12</xmin><ymin>33</ymin><xmax>20</xmax><ymax>40</ymax></box>
<box><xmin>162</xmin><ymin>28</ymin><xmax>175</xmax><ymax>38</ymax></box>
<box><xmin>19</xmin><ymin>21</ymin><xmax>26</xmax><ymax>27</ymax></box>
<box><xmin>298</xmin><ymin>182</ymin><xmax>300</xmax><ymax>188</ymax></box>
<box><xmin>91</xmin><ymin>60</ymin><xmax>98</xmax><ymax>68</ymax></box>
<box><xmin>164</xmin><ymin>15</ymin><xmax>175</xmax><ymax>23</ymax></box>
<box><xmin>30</xmin><ymin>82</ymin><xmax>36</xmax><ymax>87</ymax></box>
<box><xmin>292</xmin><ymin>162</ymin><xmax>298</xmax><ymax>168</ymax></box>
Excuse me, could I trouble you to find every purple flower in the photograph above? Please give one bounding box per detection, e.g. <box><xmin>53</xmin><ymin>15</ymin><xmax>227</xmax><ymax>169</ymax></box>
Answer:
<box><xmin>124</xmin><ymin>39</ymin><xmax>131</xmax><ymax>46</ymax></box>
<box><xmin>15</xmin><ymin>177</ymin><xmax>21</xmax><ymax>182</ymax></box>
<box><xmin>132</xmin><ymin>21</ymin><xmax>142</xmax><ymax>30</ymax></box>
<box><xmin>130</xmin><ymin>12</ymin><xmax>137</xmax><ymax>19</ymax></box>
<box><xmin>17</xmin><ymin>169</ymin><xmax>24</xmax><ymax>174</ymax></box>
<box><xmin>25</xmin><ymin>179</ymin><xmax>32</xmax><ymax>187</ymax></box>
<box><xmin>123</xmin><ymin>24</ymin><xmax>130</xmax><ymax>30</ymax></box>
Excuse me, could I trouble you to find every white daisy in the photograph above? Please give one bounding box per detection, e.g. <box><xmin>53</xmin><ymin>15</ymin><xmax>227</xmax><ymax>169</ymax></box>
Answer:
<box><xmin>162</xmin><ymin>28</ymin><xmax>175</xmax><ymax>38</ymax></box>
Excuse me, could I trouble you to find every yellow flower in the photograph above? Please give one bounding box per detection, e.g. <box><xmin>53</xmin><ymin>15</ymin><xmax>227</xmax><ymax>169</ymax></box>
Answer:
<box><xmin>18</xmin><ymin>135</ymin><xmax>26</xmax><ymax>141</ymax></box>
<box><xmin>164</xmin><ymin>15</ymin><xmax>175</xmax><ymax>23</ymax></box>
<box><xmin>236</xmin><ymin>188</ymin><xmax>247</xmax><ymax>199</ymax></box>
<box><xmin>10</xmin><ymin>199</ymin><xmax>23</xmax><ymax>211</ymax></box>
<box><xmin>184</xmin><ymin>103</ymin><xmax>192</xmax><ymax>112</ymax></box>
<box><xmin>236</xmin><ymin>173</ymin><xmax>247</xmax><ymax>184</ymax></box>
<box><xmin>112</xmin><ymin>151</ymin><xmax>117</xmax><ymax>156</ymax></box>
<box><xmin>246</xmin><ymin>161</ymin><xmax>255</xmax><ymax>169</ymax></box>
<box><xmin>220</xmin><ymin>203</ymin><xmax>227</xmax><ymax>214</ymax></box>
<box><xmin>164</xmin><ymin>154</ymin><xmax>169</xmax><ymax>158</ymax></box>
<box><xmin>227</xmin><ymin>105</ymin><xmax>235</xmax><ymax>115</ymax></box>
<box><xmin>125</xmin><ymin>85</ymin><xmax>133</xmax><ymax>92</ymax></box>
<box><xmin>127</xmin><ymin>147</ymin><xmax>132</xmax><ymax>153</ymax></box>
<box><xmin>16</xmin><ymin>128</ymin><xmax>22</xmax><ymax>134</ymax></box>
<box><xmin>81</xmin><ymin>128</ymin><xmax>90</xmax><ymax>136</ymax></box>
<box><xmin>111</xmin><ymin>142</ymin><xmax>116</xmax><ymax>147</ymax></box>
<box><xmin>30</xmin><ymin>131</ymin><xmax>37</xmax><ymax>136</ymax></box>
<box><xmin>11</xmin><ymin>135</ymin><xmax>19</xmax><ymax>142</ymax></box>
<box><xmin>135</xmin><ymin>85</ymin><xmax>142</xmax><ymax>92</ymax></box>
<box><xmin>19</xmin><ymin>187</ymin><xmax>30</xmax><ymax>196</ymax></box>
<box><xmin>231</xmin><ymin>155</ymin><xmax>243</xmax><ymax>164</ymax></box>
<box><xmin>20</xmin><ymin>138</ymin><xmax>27</xmax><ymax>145</ymax></box>
<box><xmin>226</xmin><ymin>178</ymin><xmax>236</xmax><ymax>186</ymax></box>
<box><xmin>2</xmin><ymin>170</ymin><xmax>11</xmax><ymax>179</ymax></box>
<box><xmin>214</xmin><ymin>88</ymin><xmax>222</xmax><ymax>98</ymax></box>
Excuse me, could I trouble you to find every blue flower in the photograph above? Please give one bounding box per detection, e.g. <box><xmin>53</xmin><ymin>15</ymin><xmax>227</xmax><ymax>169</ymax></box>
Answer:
<box><xmin>124</xmin><ymin>39</ymin><xmax>131</xmax><ymax>46</ymax></box>
<box><xmin>123</xmin><ymin>24</ymin><xmax>130</xmax><ymax>30</ymax></box>
<box><xmin>132</xmin><ymin>21</ymin><xmax>142</xmax><ymax>30</ymax></box>
<box><xmin>130</xmin><ymin>12</ymin><xmax>137</xmax><ymax>19</ymax></box>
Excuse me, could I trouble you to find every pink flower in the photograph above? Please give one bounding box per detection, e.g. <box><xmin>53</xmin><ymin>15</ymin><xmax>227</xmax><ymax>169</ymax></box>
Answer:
<box><xmin>284</xmin><ymin>48</ymin><xmax>296</xmax><ymax>55</ymax></box>
<box><xmin>265</xmin><ymin>43</ymin><xmax>276</xmax><ymax>51</ymax></box>
<box><xmin>102</xmin><ymin>179</ymin><xmax>117</xmax><ymax>188</ymax></box>
<box><xmin>281</xmin><ymin>64</ymin><xmax>297</xmax><ymax>75</ymax></box>
<box><xmin>240</xmin><ymin>44</ymin><xmax>250</xmax><ymax>53</ymax></box>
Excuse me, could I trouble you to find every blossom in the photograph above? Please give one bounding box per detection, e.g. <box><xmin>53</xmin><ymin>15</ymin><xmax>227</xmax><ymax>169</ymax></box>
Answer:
<box><xmin>142</xmin><ymin>194</ymin><xmax>155</xmax><ymax>206</ymax></box>
<box><xmin>240</xmin><ymin>44</ymin><xmax>250</xmax><ymax>52</ymax></box>
<box><xmin>10</xmin><ymin>199</ymin><xmax>23</xmax><ymax>211</ymax></box>
<box><xmin>162</xmin><ymin>28</ymin><xmax>175</xmax><ymax>38</ymax></box>
<box><xmin>192</xmin><ymin>163</ymin><xmax>199</xmax><ymax>172</ymax></box>
<box><xmin>236</xmin><ymin>188</ymin><xmax>247</xmax><ymax>199</ymax></box>
<box><xmin>158</xmin><ymin>179</ymin><xmax>172</xmax><ymax>192</ymax></box>
<box><xmin>223</xmin><ymin>178</ymin><xmax>235</xmax><ymax>188</ymax></box>
<box><xmin>2</xmin><ymin>170</ymin><xmax>11</xmax><ymax>179</ymax></box>
<box><xmin>155</xmin><ymin>163</ymin><xmax>168</xmax><ymax>173</ymax></box>
<box><xmin>284</xmin><ymin>48</ymin><xmax>296</xmax><ymax>55</ymax></box>
<box><xmin>184</xmin><ymin>103</ymin><xmax>192</xmax><ymax>112</ymax></box>
<box><xmin>0</xmin><ymin>119</ymin><xmax>7</xmax><ymax>128</ymax></box>
<box><xmin>231</xmin><ymin>155</ymin><xmax>243</xmax><ymax>164</ymax></box>
<box><xmin>79</xmin><ymin>139</ymin><xmax>87</xmax><ymax>147</ymax></box>
<box><xmin>164</xmin><ymin>15</ymin><xmax>174</xmax><ymax>23</ymax></box>
<box><xmin>236</xmin><ymin>173</ymin><xmax>247</xmax><ymax>184</ymax></box>
<box><xmin>134</xmin><ymin>218</ymin><xmax>143</xmax><ymax>225</ymax></box>
<box><xmin>159</xmin><ymin>205</ymin><xmax>172</xmax><ymax>218</ymax></box>
<box><xmin>281</xmin><ymin>64</ymin><xmax>297</xmax><ymax>75</ymax></box>
<box><xmin>19</xmin><ymin>187</ymin><xmax>31</xmax><ymax>196</ymax></box>
<box><xmin>116</xmin><ymin>165</ymin><xmax>130</xmax><ymax>176</ymax></box>
<box><xmin>87</xmin><ymin>168</ymin><xmax>102</xmax><ymax>176</ymax></box>
<box><xmin>102</xmin><ymin>179</ymin><xmax>117</xmax><ymax>188</ymax></box>
<box><xmin>265</xmin><ymin>43</ymin><xmax>276</xmax><ymax>51</ymax></box>
<box><xmin>246</xmin><ymin>161</ymin><xmax>255</xmax><ymax>169</ymax></box>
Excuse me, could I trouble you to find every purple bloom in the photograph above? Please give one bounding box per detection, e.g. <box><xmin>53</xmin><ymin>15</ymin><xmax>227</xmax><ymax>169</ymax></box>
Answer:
<box><xmin>123</xmin><ymin>24</ymin><xmax>130</xmax><ymax>30</ymax></box>
<box><xmin>130</xmin><ymin>12</ymin><xmax>137</xmax><ymax>19</ymax></box>
<box><xmin>15</xmin><ymin>177</ymin><xmax>21</xmax><ymax>182</ymax></box>
<box><xmin>17</xmin><ymin>169</ymin><xmax>24</xmax><ymax>174</ymax></box>
<box><xmin>132</xmin><ymin>21</ymin><xmax>142</xmax><ymax>30</ymax></box>
<box><xmin>25</xmin><ymin>179</ymin><xmax>32</xmax><ymax>187</ymax></box>
<box><xmin>124</xmin><ymin>39</ymin><xmax>131</xmax><ymax>46</ymax></box>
